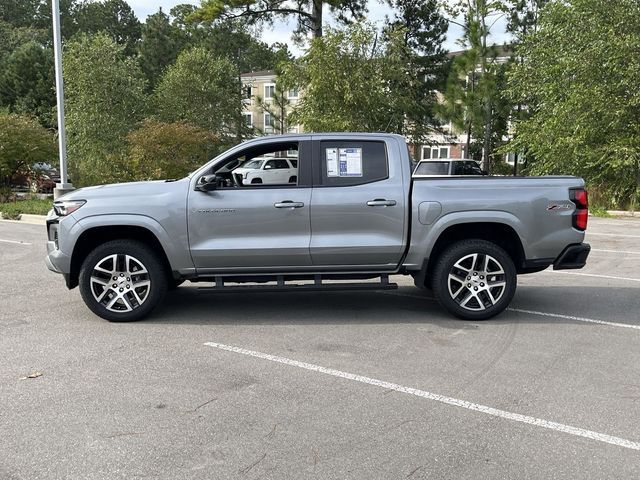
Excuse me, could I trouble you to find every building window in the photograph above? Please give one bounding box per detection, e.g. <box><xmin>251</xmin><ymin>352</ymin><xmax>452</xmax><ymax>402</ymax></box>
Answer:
<box><xmin>264</xmin><ymin>113</ymin><xmax>275</xmax><ymax>132</ymax></box>
<box><xmin>288</xmin><ymin>88</ymin><xmax>299</xmax><ymax>99</ymax></box>
<box><xmin>505</xmin><ymin>152</ymin><xmax>525</xmax><ymax>165</ymax></box>
<box><xmin>264</xmin><ymin>83</ymin><xmax>276</xmax><ymax>99</ymax></box>
<box><xmin>243</xmin><ymin>113</ymin><xmax>252</xmax><ymax>127</ymax></box>
<box><xmin>422</xmin><ymin>146</ymin><xmax>449</xmax><ymax>160</ymax></box>
<box><xmin>244</xmin><ymin>85</ymin><xmax>252</xmax><ymax>99</ymax></box>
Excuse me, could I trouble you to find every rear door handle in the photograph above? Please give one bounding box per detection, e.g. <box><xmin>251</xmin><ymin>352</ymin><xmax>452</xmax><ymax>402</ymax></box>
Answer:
<box><xmin>367</xmin><ymin>199</ymin><xmax>397</xmax><ymax>207</ymax></box>
<box><xmin>274</xmin><ymin>201</ymin><xmax>305</xmax><ymax>209</ymax></box>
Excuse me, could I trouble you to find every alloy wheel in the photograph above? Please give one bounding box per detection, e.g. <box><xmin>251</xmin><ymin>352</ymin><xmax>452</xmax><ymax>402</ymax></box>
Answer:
<box><xmin>447</xmin><ymin>253</ymin><xmax>506</xmax><ymax>311</ymax></box>
<box><xmin>89</xmin><ymin>254</ymin><xmax>151</xmax><ymax>312</ymax></box>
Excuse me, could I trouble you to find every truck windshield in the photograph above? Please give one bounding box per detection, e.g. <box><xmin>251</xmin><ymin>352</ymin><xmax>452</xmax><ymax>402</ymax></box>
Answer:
<box><xmin>414</xmin><ymin>161</ymin><xmax>450</xmax><ymax>176</ymax></box>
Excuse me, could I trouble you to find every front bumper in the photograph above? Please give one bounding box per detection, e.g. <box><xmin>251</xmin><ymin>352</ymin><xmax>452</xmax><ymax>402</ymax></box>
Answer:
<box><xmin>553</xmin><ymin>243</ymin><xmax>590</xmax><ymax>270</ymax></box>
<box><xmin>45</xmin><ymin>211</ymin><xmax>72</xmax><ymax>276</ymax></box>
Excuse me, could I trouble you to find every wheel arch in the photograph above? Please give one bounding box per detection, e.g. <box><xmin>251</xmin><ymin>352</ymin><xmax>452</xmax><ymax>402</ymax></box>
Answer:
<box><xmin>416</xmin><ymin>220</ymin><xmax>527</xmax><ymax>288</ymax></box>
<box><xmin>68</xmin><ymin>222</ymin><xmax>174</xmax><ymax>289</ymax></box>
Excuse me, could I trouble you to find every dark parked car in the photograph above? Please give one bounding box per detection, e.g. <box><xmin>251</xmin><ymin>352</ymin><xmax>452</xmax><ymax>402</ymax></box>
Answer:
<box><xmin>413</xmin><ymin>159</ymin><xmax>485</xmax><ymax>176</ymax></box>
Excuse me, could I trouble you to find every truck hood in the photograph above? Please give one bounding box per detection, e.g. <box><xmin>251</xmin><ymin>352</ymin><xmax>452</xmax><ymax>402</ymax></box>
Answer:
<box><xmin>58</xmin><ymin>179</ymin><xmax>188</xmax><ymax>202</ymax></box>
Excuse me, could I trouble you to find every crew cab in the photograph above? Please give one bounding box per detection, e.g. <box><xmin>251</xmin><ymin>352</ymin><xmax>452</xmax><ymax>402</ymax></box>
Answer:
<box><xmin>45</xmin><ymin>133</ymin><xmax>590</xmax><ymax>322</ymax></box>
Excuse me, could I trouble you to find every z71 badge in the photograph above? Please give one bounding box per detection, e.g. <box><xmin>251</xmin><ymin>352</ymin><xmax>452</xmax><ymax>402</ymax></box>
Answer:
<box><xmin>547</xmin><ymin>203</ymin><xmax>573</xmax><ymax>211</ymax></box>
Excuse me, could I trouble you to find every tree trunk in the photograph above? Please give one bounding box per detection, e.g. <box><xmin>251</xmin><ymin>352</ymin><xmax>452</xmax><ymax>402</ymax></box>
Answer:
<box><xmin>311</xmin><ymin>0</ymin><xmax>323</xmax><ymax>38</ymax></box>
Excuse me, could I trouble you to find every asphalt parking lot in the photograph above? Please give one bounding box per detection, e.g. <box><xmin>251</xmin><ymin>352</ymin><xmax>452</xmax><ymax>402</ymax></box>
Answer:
<box><xmin>1</xmin><ymin>217</ymin><xmax>639</xmax><ymax>479</ymax></box>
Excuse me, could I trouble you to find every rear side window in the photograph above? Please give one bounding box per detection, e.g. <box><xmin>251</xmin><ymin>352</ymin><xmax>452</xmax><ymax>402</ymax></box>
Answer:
<box><xmin>415</xmin><ymin>161</ymin><xmax>450</xmax><ymax>176</ymax></box>
<box><xmin>317</xmin><ymin>141</ymin><xmax>388</xmax><ymax>186</ymax></box>
<box><xmin>266</xmin><ymin>159</ymin><xmax>290</xmax><ymax>169</ymax></box>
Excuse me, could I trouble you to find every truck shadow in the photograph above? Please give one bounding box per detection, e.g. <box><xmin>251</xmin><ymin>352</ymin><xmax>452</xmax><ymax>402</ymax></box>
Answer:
<box><xmin>146</xmin><ymin>284</ymin><xmax>639</xmax><ymax>328</ymax></box>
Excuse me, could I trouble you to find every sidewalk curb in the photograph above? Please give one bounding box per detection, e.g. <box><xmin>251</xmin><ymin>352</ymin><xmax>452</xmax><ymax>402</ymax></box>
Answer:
<box><xmin>607</xmin><ymin>210</ymin><xmax>639</xmax><ymax>218</ymax></box>
<box><xmin>0</xmin><ymin>214</ymin><xmax>47</xmax><ymax>225</ymax></box>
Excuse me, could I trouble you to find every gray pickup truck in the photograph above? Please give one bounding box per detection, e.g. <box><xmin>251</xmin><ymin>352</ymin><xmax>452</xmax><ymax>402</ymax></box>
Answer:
<box><xmin>45</xmin><ymin>133</ymin><xmax>590</xmax><ymax>322</ymax></box>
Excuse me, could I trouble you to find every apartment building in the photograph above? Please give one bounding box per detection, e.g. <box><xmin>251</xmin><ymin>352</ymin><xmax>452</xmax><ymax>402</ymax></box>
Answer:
<box><xmin>241</xmin><ymin>70</ymin><xmax>302</xmax><ymax>135</ymax></box>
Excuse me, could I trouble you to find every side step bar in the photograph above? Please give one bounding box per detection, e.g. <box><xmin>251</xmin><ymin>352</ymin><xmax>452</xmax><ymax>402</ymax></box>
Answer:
<box><xmin>198</xmin><ymin>274</ymin><xmax>398</xmax><ymax>293</ymax></box>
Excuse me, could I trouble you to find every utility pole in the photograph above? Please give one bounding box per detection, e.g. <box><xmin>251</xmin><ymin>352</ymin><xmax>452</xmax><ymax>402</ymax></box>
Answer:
<box><xmin>52</xmin><ymin>0</ymin><xmax>74</xmax><ymax>199</ymax></box>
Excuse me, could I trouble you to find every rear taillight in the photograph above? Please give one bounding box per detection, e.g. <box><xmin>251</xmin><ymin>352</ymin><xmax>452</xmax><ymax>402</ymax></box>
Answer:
<box><xmin>570</xmin><ymin>188</ymin><xmax>588</xmax><ymax>231</ymax></box>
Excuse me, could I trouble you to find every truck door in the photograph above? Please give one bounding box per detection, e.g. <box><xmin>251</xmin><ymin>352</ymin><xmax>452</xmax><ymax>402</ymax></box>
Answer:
<box><xmin>309</xmin><ymin>139</ymin><xmax>407</xmax><ymax>268</ymax></box>
<box><xmin>188</xmin><ymin>139</ymin><xmax>313</xmax><ymax>271</ymax></box>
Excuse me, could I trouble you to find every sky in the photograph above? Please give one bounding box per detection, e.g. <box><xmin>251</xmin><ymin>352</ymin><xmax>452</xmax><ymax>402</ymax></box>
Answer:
<box><xmin>127</xmin><ymin>0</ymin><xmax>511</xmax><ymax>55</ymax></box>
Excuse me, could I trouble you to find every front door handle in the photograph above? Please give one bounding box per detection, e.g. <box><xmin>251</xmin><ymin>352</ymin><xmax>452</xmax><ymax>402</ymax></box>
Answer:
<box><xmin>274</xmin><ymin>201</ymin><xmax>305</xmax><ymax>209</ymax></box>
<box><xmin>367</xmin><ymin>199</ymin><xmax>397</xmax><ymax>207</ymax></box>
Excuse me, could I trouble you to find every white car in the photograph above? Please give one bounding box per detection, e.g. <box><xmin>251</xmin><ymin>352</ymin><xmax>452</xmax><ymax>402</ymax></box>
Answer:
<box><xmin>233</xmin><ymin>156</ymin><xmax>298</xmax><ymax>185</ymax></box>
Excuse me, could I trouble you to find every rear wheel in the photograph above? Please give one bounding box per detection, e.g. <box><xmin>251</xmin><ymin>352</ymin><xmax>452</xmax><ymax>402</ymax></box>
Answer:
<box><xmin>251</xmin><ymin>178</ymin><xmax>263</xmax><ymax>184</ymax></box>
<box><xmin>79</xmin><ymin>240</ymin><xmax>168</xmax><ymax>322</ymax></box>
<box><xmin>432</xmin><ymin>240</ymin><xmax>516</xmax><ymax>320</ymax></box>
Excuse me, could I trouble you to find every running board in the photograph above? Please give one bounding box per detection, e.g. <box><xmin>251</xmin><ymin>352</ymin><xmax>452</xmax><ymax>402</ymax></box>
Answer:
<box><xmin>198</xmin><ymin>274</ymin><xmax>398</xmax><ymax>293</ymax></box>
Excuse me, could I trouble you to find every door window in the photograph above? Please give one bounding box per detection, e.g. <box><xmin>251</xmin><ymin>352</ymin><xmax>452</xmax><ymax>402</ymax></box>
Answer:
<box><xmin>316</xmin><ymin>141</ymin><xmax>388</xmax><ymax>187</ymax></box>
<box><xmin>208</xmin><ymin>141</ymin><xmax>308</xmax><ymax>188</ymax></box>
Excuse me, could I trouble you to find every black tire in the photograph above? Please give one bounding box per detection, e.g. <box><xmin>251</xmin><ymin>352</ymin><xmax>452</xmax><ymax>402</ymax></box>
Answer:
<box><xmin>251</xmin><ymin>178</ymin><xmax>263</xmax><ymax>184</ymax></box>
<box><xmin>432</xmin><ymin>240</ymin><xmax>516</xmax><ymax>320</ymax></box>
<box><xmin>79</xmin><ymin>240</ymin><xmax>168</xmax><ymax>322</ymax></box>
<box><xmin>289</xmin><ymin>176</ymin><xmax>297</xmax><ymax>184</ymax></box>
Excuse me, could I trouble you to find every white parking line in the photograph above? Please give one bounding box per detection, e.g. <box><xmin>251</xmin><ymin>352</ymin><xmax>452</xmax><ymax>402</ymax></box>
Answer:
<box><xmin>587</xmin><ymin>232</ymin><xmax>640</xmax><ymax>238</ymax></box>
<box><xmin>508</xmin><ymin>308</ymin><xmax>640</xmax><ymax>330</ymax></box>
<box><xmin>204</xmin><ymin>341</ymin><xmax>640</xmax><ymax>451</ymax></box>
<box><xmin>547</xmin><ymin>270</ymin><xmax>640</xmax><ymax>283</ymax></box>
<box><xmin>384</xmin><ymin>292</ymin><xmax>639</xmax><ymax>330</ymax></box>
<box><xmin>0</xmin><ymin>238</ymin><xmax>32</xmax><ymax>245</ymax></box>
<box><xmin>591</xmin><ymin>249</ymin><xmax>640</xmax><ymax>255</ymax></box>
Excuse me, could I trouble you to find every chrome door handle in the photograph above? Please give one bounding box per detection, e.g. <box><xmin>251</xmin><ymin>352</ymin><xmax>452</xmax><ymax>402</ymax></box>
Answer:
<box><xmin>274</xmin><ymin>201</ymin><xmax>305</xmax><ymax>209</ymax></box>
<box><xmin>367</xmin><ymin>199</ymin><xmax>397</xmax><ymax>207</ymax></box>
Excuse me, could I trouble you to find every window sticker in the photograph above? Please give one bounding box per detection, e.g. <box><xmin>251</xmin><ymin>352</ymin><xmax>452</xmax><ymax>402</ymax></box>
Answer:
<box><xmin>326</xmin><ymin>148</ymin><xmax>339</xmax><ymax>176</ymax></box>
<box><xmin>338</xmin><ymin>148</ymin><xmax>362</xmax><ymax>177</ymax></box>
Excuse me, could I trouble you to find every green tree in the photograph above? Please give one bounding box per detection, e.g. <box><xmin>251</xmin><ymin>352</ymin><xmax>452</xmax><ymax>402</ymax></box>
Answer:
<box><xmin>138</xmin><ymin>8</ymin><xmax>180</xmax><ymax>89</ymax></box>
<box><xmin>0</xmin><ymin>41</ymin><xmax>55</xmax><ymax>127</ymax></box>
<box><xmin>0</xmin><ymin>112</ymin><xmax>56</xmax><ymax>186</ymax></box>
<box><xmin>75</xmin><ymin>0</ymin><xmax>141</xmax><ymax>56</ymax></box>
<box><xmin>441</xmin><ymin>0</ymin><xmax>508</xmax><ymax>171</ymax></box>
<box><xmin>284</xmin><ymin>23</ymin><xmax>421</xmax><ymax>133</ymax></box>
<box><xmin>153</xmin><ymin>47</ymin><xmax>242</xmax><ymax>139</ymax></box>
<box><xmin>503</xmin><ymin>0</ymin><xmax>548</xmax><ymax>174</ymax></box>
<box><xmin>193</xmin><ymin>0</ymin><xmax>367</xmax><ymax>40</ymax></box>
<box><xmin>126</xmin><ymin>119</ymin><xmax>222</xmax><ymax>180</ymax></box>
<box><xmin>256</xmin><ymin>81</ymin><xmax>292</xmax><ymax>135</ymax></box>
<box><xmin>64</xmin><ymin>33</ymin><xmax>147</xmax><ymax>186</ymax></box>
<box><xmin>506</xmin><ymin>0</ymin><xmax>640</xmax><ymax>209</ymax></box>
<box><xmin>0</xmin><ymin>0</ymin><xmax>40</xmax><ymax>28</ymax></box>
<box><xmin>383</xmin><ymin>0</ymin><xmax>448</xmax><ymax>145</ymax></box>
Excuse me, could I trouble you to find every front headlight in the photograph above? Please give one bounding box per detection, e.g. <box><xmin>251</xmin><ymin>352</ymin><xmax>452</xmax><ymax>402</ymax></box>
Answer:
<box><xmin>53</xmin><ymin>200</ymin><xmax>86</xmax><ymax>216</ymax></box>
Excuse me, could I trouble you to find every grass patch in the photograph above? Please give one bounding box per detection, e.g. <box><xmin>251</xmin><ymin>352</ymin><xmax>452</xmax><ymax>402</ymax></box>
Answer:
<box><xmin>0</xmin><ymin>198</ymin><xmax>53</xmax><ymax>219</ymax></box>
<box><xmin>589</xmin><ymin>205</ymin><xmax>611</xmax><ymax>218</ymax></box>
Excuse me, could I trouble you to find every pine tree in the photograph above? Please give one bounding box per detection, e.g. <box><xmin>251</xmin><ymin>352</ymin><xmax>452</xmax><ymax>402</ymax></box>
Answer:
<box><xmin>138</xmin><ymin>8</ymin><xmax>180</xmax><ymax>89</ymax></box>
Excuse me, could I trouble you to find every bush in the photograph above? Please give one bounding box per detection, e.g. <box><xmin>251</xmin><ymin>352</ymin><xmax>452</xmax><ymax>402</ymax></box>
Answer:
<box><xmin>127</xmin><ymin>120</ymin><xmax>223</xmax><ymax>180</ymax></box>
<box><xmin>0</xmin><ymin>198</ymin><xmax>52</xmax><ymax>219</ymax></box>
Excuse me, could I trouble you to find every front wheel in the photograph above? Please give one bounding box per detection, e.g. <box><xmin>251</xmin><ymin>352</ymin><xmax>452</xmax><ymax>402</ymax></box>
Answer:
<box><xmin>432</xmin><ymin>240</ymin><xmax>516</xmax><ymax>320</ymax></box>
<box><xmin>79</xmin><ymin>240</ymin><xmax>168</xmax><ymax>322</ymax></box>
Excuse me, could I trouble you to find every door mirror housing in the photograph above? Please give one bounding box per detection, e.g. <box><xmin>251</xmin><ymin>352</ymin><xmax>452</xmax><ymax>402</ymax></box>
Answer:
<box><xmin>195</xmin><ymin>174</ymin><xmax>219</xmax><ymax>191</ymax></box>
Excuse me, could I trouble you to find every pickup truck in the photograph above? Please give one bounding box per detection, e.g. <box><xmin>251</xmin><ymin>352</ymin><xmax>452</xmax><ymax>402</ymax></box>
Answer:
<box><xmin>45</xmin><ymin>133</ymin><xmax>590</xmax><ymax>322</ymax></box>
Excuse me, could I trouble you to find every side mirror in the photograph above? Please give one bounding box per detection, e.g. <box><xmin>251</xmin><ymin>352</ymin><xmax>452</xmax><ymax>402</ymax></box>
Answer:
<box><xmin>195</xmin><ymin>174</ymin><xmax>219</xmax><ymax>191</ymax></box>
